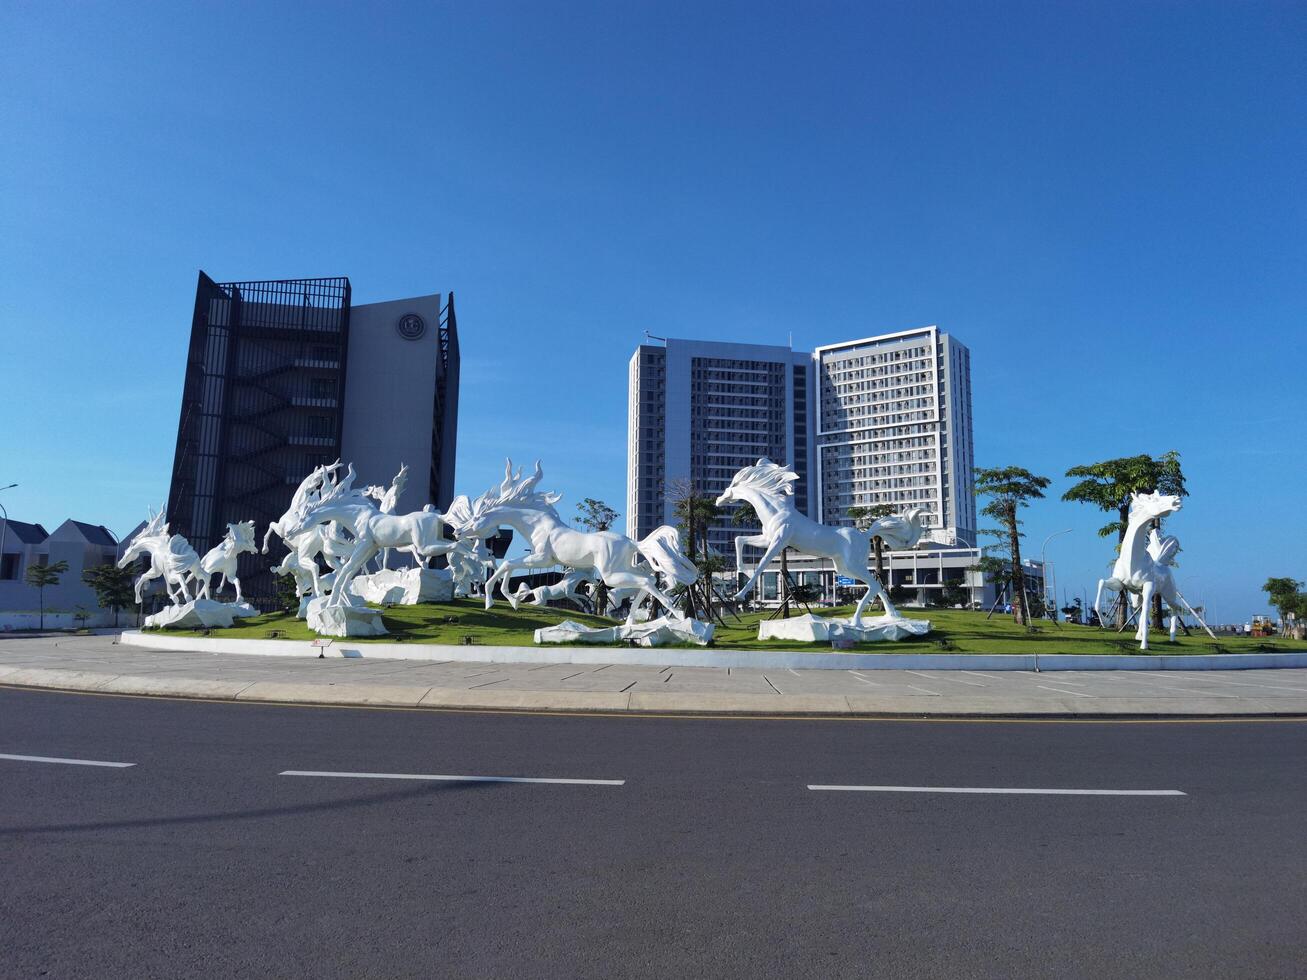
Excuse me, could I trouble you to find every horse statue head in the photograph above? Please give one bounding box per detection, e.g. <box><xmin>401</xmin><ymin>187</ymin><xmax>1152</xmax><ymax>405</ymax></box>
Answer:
<box><xmin>1128</xmin><ymin>490</ymin><xmax>1183</xmax><ymax>524</ymax></box>
<box><xmin>280</xmin><ymin>462</ymin><xmax>365</xmax><ymax>540</ymax></box>
<box><xmin>226</xmin><ymin>520</ymin><xmax>257</xmax><ymax>554</ymax></box>
<box><xmin>118</xmin><ymin>504</ymin><xmax>168</xmax><ymax>569</ymax></box>
<box><xmin>715</xmin><ymin>459</ymin><xmax>799</xmax><ymax>508</ymax></box>
<box><xmin>451</xmin><ymin>459</ymin><xmax>563</xmax><ymax>539</ymax></box>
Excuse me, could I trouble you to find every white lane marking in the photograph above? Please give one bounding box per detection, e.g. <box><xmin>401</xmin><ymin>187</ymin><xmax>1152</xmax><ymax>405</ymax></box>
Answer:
<box><xmin>848</xmin><ymin>671</ymin><xmax>879</xmax><ymax>686</ymax></box>
<box><xmin>961</xmin><ymin>670</ymin><xmax>1001</xmax><ymax>680</ymax></box>
<box><xmin>807</xmin><ymin>784</ymin><xmax>1185</xmax><ymax>796</ymax></box>
<box><xmin>1036</xmin><ymin>684</ymin><xmax>1095</xmax><ymax>698</ymax></box>
<box><xmin>0</xmin><ymin>752</ymin><xmax>135</xmax><ymax>769</ymax></box>
<box><xmin>905</xmin><ymin>670</ymin><xmax>986</xmax><ymax>687</ymax></box>
<box><xmin>280</xmin><ymin>770</ymin><xmax>624</xmax><ymax>786</ymax></box>
<box><xmin>1134</xmin><ymin>672</ymin><xmax>1307</xmax><ymax>694</ymax></box>
<box><xmin>1103</xmin><ymin>675</ymin><xmax>1238</xmax><ymax>698</ymax></box>
<box><xmin>902</xmin><ymin>684</ymin><xmax>940</xmax><ymax>696</ymax></box>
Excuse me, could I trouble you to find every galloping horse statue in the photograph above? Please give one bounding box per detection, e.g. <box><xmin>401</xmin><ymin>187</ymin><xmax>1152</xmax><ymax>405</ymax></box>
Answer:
<box><xmin>117</xmin><ymin>506</ymin><xmax>205</xmax><ymax>606</ymax></box>
<box><xmin>1094</xmin><ymin>490</ymin><xmax>1215</xmax><ymax>650</ymax></box>
<box><xmin>278</xmin><ymin>463</ymin><xmax>458</xmax><ymax>606</ymax></box>
<box><xmin>716</xmin><ymin>459</ymin><xmax>927</xmax><ymax>627</ymax></box>
<box><xmin>194</xmin><ymin>520</ymin><xmax>257</xmax><ymax>603</ymax></box>
<box><xmin>449</xmin><ymin>460</ymin><xmax>697</xmax><ymax>625</ymax></box>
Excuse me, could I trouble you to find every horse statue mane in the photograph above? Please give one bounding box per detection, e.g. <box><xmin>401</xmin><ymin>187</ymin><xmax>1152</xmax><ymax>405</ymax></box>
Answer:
<box><xmin>724</xmin><ymin>459</ymin><xmax>799</xmax><ymax>500</ymax></box>
<box><xmin>141</xmin><ymin>504</ymin><xmax>169</xmax><ymax>541</ymax></box>
<box><xmin>1129</xmin><ymin>489</ymin><xmax>1180</xmax><ymax>520</ymax></box>
<box><xmin>465</xmin><ymin>460</ymin><xmax>563</xmax><ymax>526</ymax></box>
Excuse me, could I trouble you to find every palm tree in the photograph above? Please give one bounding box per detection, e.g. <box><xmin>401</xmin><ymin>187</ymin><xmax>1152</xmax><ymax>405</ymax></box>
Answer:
<box><xmin>975</xmin><ymin>467</ymin><xmax>1050</xmax><ymax>626</ymax></box>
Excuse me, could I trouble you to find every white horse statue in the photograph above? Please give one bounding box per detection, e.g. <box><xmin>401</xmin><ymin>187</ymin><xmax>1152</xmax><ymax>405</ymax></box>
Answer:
<box><xmin>117</xmin><ymin>506</ymin><xmax>205</xmax><ymax>606</ymax></box>
<box><xmin>261</xmin><ymin>461</ymin><xmax>355</xmax><ymax>599</ymax></box>
<box><xmin>1094</xmin><ymin>490</ymin><xmax>1215</xmax><ymax>649</ymax></box>
<box><xmin>449</xmin><ymin>460</ymin><xmax>697</xmax><ymax>625</ymax></box>
<box><xmin>716</xmin><ymin>459</ymin><xmax>927</xmax><ymax>626</ymax></box>
<box><xmin>279</xmin><ymin>463</ymin><xmax>458</xmax><ymax>606</ymax></box>
<box><xmin>363</xmin><ymin>463</ymin><xmax>408</xmax><ymax>570</ymax></box>
<box><xmin>513</xmin><ymin>567</ymin><xmax>600</xmax><ymax>611</ymax></box>
<box><xmin>194</xmin><ymin>520</ymin><xmax>257</xmax><ymax>602</ymax></box>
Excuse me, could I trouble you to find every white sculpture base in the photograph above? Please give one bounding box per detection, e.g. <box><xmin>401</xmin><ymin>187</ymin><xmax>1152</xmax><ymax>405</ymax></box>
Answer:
<box><xmin>145</xmin><ymin>599</ymin><xmax>250</xmax><ymax>630</ymax></box>
<box><xmin>757</xmin><ymin>613</ymin><xmax>930</xmax><ymax>644</ymax></box>
<box><xmin>305</xmin><ymin>595</ymin><xmax>387</xmax><ymax>638</ymax></box>
<box><xmin>350</xmin><ymin>567</ymin><xmax>454</xmax><ymax>605</ymax></box>
<box><xmin>535</xmin><ymin>615</ymin><xmax>714</xmax><ymax>647</ymax></box>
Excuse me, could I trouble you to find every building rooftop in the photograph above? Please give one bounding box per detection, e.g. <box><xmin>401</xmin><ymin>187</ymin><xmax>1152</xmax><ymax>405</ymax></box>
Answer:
<box><xmin>0</xmin><ymin>519</ymin><xmax>48</xmax><ymax>546</ymax></box>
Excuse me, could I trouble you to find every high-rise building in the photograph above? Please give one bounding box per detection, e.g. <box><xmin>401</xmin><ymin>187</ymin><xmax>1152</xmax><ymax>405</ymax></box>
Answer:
<box><xmin>627</xmin><ymin>326</ymin><xmax>975</xmax><ymax>570</ymax></box>
<box><xmin>627</xmin><ymin>338</ymin><xmax>814</xmax><ymax>556</ymax></box>
<box><xmin>168</xmin><ymin>272</ymin><xmax>459</xmax><ymax>602</ymax></box>
<box><xmin>814</xmin><ymin>326</ymin><xmax>975</xmax><ymax>545</ymax></box>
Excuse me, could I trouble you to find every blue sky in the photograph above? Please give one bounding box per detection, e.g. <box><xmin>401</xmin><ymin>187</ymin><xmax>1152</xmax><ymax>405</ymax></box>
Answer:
<box><xmin>1</xmin><ymin>1</ymin><xmax>1302</xmax><ymax>620</ymax></box>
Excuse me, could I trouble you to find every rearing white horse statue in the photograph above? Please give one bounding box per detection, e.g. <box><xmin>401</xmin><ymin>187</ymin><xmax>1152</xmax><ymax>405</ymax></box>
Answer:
<box><xmin>1094</xmin><ymin>490</ymin><xmax>1215</xmax><ymax>650</ymax></box>
<box><xmin>716</xmin><ymin>459</ymin><xmax>927</xmax><ymax>627</ymax></box>
<box><xmin>117</xmin><ymin>506</ymin><xmax>205</xmax><ymax>606</ymax></box>
<box><xmin>449</xmin><ymin>460</ymin><xmax>697</xmax><ymax>624</ymax></box>
<box><xmin>279</xmin><ymin>463</ymin><xmax>458</xmax><ymax>607</ymax></box>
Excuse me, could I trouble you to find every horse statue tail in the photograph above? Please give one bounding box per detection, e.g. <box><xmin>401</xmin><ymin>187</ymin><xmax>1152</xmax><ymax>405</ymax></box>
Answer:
<box><xmin>867</xmin><ymin>507</ymin><xmax>929</xmax><ymax>551</ymax></box>
<box><xmin>637</xmin><ymin>525</ymin><xmax>699</xmax><ymax>587</ymax></box>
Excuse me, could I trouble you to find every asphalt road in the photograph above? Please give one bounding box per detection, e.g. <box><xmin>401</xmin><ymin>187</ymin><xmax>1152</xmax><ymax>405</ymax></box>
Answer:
<box><xmin>1</xmin><ymin>688</ymin><xmax>1305</xmax><ymax>979</ymax></box>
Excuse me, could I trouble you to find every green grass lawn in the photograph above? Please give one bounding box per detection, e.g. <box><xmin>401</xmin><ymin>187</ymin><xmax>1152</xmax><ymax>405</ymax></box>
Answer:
<box><xmin>155</xmin><ymin>598</ymin><xmax>1307</xmax><ymax>655</ymax></box>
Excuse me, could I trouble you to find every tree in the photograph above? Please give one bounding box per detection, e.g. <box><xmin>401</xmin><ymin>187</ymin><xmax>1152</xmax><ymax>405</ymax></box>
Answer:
<box><xmin>274</xmin><ymin>570</ymin><xmax>301</xmax><ymax>615</ymax></box>
<box><xmin>1063</xmin><ymin>451</ymin><xmax>1186</xmax><ymax>628</ymax></box>
<box><xmin>24</xmin><ymin>559</ymin><xmax>69</xmax><ymax>631</ymax></box>
<box><xmin>941</xmin><ymin>580</ymin><xmax>968</xmax><ymax>608</ymax></box>
<box><xmin>847</xmin><ymin>503</ymin><xmax>896</xmax><ymax>604</ymax></box>
<box><xmin>575</xmin><ymin>498</ymin><xmax>619</xmax><ymax>617</ymax></box>
<box><xmin>1263</xmin><ymin>577</ymin><xmax>1305</xmax><ymax>628</ymax></box>
<box><xmin>669</xmin><ymin>480</ymin><xmax>723</xmax><ymax>619</ymax></box>
<box><xmin>82</xmin><ymin>562</ymin><xmax>136</xmax><ymax>628</ymax></box>
<box><xmin>975</xmin><ymin>466</ymin><xmax>1051</xmax><ymax>626</ymax></box>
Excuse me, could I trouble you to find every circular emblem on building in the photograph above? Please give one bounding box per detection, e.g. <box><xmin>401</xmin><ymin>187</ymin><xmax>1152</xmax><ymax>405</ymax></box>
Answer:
<box><xmin>396</xmin><ymin>313</ymin><xmax>426</xmax><ymax>341</ymax></box>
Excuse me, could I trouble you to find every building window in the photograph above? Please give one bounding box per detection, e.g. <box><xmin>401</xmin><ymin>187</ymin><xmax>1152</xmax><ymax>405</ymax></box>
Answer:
<box><xmin>310</xmin><ymin>378</ymin><xmax>335</xmax><ymax>399</ymax></box>
<box><xmin>0</xmin><ymin>554</ymin><xmax>18</xmax><ymax>580</ymax></box>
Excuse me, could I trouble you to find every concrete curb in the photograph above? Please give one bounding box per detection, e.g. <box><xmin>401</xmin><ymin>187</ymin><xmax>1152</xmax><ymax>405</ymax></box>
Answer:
<box><xmin>3</xmin><ymin>664</ymin><xmax>1306</xmax><ymax>719</ymax></box>
<box><xmin>117</xmin><ymin>628</ymin><xmax>1307</xmax><ymax>673</ymax></box>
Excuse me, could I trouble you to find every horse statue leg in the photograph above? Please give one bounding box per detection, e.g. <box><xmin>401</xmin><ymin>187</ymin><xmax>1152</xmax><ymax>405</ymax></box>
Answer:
<box><xmin>733</xmin><ymin>537</ymin><xmax>787</xmax><ymax>603</ymax></box>
<box><xmin>1136</xmin><ymin>581</ymin><xmax>1154</xmax><ymax>650</ymax></box>
<box><xmin>1094</xmin><ymin>579</ymin><xmax>1114</xmax><ymax>629</ymax></box>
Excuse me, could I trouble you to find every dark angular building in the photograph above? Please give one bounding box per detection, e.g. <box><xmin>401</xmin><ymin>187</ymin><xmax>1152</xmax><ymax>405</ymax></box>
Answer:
<box><xmin>167</xmin><ymin>272</ymin><xmax>459</xmax><ymax>603</ymax></box>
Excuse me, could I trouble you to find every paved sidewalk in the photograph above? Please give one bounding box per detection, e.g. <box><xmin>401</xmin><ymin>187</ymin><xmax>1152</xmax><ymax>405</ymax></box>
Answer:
<box><xmin>3</xmin><ymin>634</ymin><xmax>1307</xmax><ymax>717</ymax></box>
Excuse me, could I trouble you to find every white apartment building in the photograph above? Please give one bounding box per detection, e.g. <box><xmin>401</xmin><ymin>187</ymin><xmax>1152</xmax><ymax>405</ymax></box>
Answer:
<box><xmin>814</xmin><ymin>326</ymin><xmax>976</xmax><ymax>546</ymax></box>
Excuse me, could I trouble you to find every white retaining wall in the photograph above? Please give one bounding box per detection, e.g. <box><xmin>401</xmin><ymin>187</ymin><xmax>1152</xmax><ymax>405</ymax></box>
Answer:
<box><xmin>118</xmin><ymin>630</ymin><xmax>1307</xmax><ymax>672</ymax></box>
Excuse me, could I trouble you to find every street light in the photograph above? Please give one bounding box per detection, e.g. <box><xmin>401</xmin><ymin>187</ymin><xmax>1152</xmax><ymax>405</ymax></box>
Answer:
<box><xmin>0</xmin><ymin>483</ymin><xmax>17</xmax><ymax>586</ymax></box>
<box><xmin>1040</xmin><ymin>528</ymin><xmax>1073</xmax><ymax>620</ymax></box>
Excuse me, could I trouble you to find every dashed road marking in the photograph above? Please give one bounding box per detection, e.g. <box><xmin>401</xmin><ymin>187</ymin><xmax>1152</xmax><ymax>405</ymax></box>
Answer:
<box><xmin>0</xmin><ymin>752</ymin><xmax>135</xmax><ymax>769</ymax></box>
<box><xmin>808</xmin><ymin>784</ymin><xmax>1185</xmax><ymax>796</ymax></box>
<box><xmin>280</xmin><ymin>770</ymin><xmax>624</xmax><ymax>786</ymax></box>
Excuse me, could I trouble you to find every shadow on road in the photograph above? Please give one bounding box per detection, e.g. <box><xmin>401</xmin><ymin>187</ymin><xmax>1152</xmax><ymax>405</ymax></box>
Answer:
<box><xmin>0</xmin><ymin>780</ymin><xmax>492</xmax><ymax>837</ymax></box>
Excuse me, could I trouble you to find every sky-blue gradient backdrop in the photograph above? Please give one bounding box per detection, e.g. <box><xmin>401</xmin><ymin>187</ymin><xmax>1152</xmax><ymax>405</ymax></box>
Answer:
<box><xmin>2</xmin><ymin>1</ymin><xmax>1303</xmax><ymax>620</ymax></box>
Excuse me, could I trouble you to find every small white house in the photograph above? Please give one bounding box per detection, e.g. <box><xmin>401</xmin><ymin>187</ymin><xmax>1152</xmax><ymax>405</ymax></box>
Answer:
<box><xmin>0</xmin><ymin>517</ymin><xmax>126</xmax><ymax>630</ymax></box>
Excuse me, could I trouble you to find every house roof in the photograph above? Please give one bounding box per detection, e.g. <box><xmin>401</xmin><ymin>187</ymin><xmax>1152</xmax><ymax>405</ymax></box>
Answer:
<box><xmin>0</xmin><ymin>519</ymin><xmax>48</xmax><ymax>545</ymax></box>
<box><xmin>63</xmin><ymin>520</ymin><xmax>118</xmax><ymax>547</ymax></box>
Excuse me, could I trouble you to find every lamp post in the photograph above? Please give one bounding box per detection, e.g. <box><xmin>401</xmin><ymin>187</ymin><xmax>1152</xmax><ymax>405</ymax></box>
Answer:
<box><xmin>0</xmin><ymin>483</ymin><xmax>17</xmax><ymax>586</ymax></box>
<box><xmin>1040</xmin><ymin>528</ymin><xmax>1073</xmax><ymax>620</ymax></box>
